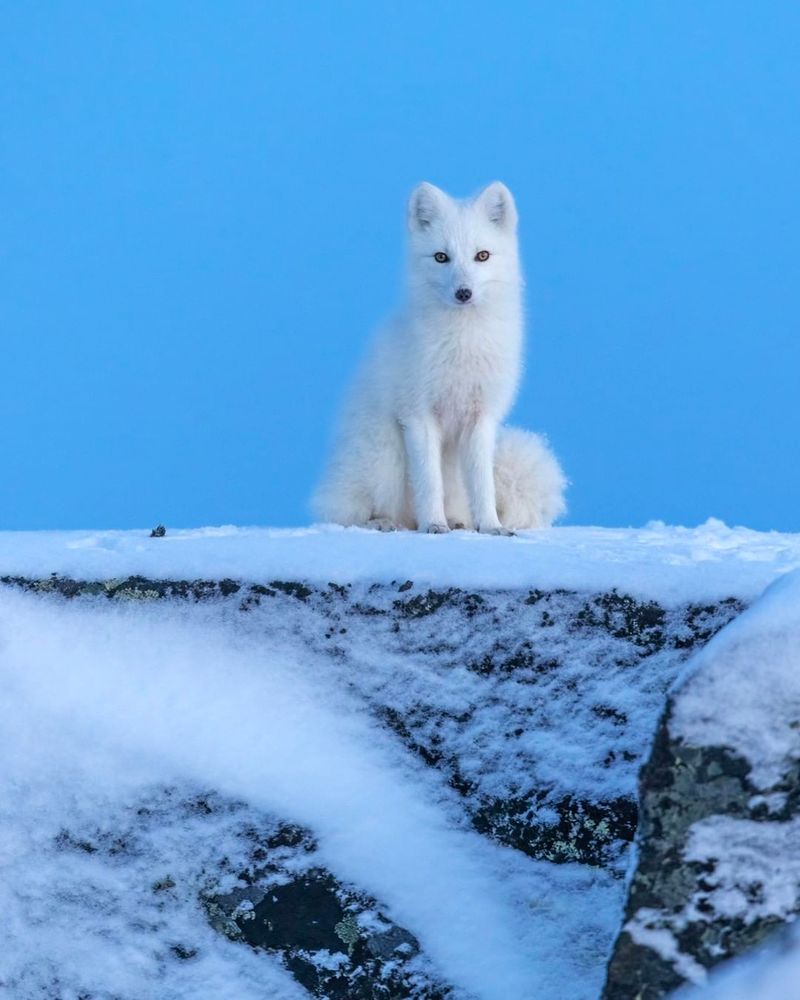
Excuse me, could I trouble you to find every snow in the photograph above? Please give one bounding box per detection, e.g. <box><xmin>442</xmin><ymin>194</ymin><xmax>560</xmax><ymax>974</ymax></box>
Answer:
<box><xmin>672</xmin><ymin>567</ymin><xmax>800</xmax><ymax>787</ymax></box>
<box><xmin>2</xmin><ymin>522</ymin><xmax>799</xmax><ymax>999</ymax></box>
<box><xmin>1</xmin><ymin>517</ymin><xmax>799</xmax><ymax>603</ymax></box>
<box><xmin>683</xmin><ymin>816</ymin><xmax>800</xmax><ymax>925</ymax></box>
<box><xmin>0</xmin><ymin>586</ymin><xmax>618</xmax><ymax>1000</ymax></box>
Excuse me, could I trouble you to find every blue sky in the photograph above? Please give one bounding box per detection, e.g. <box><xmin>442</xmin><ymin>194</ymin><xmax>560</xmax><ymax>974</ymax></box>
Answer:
<box><xmin>1</xmin><ymin>2</ymin><xmax>798</xmax><ymax>531</ymax></box>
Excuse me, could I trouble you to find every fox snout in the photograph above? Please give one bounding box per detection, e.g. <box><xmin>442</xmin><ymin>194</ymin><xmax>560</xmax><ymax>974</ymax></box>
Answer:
<box><xmin>454</xmin><ymin>287</ymin><xmax>472</xmax><ymax>303</ymax></box>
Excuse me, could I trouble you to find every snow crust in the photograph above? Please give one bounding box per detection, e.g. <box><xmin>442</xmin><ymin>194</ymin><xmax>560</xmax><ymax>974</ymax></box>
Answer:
<box><xmin>1</xmin><ymin>518</ymin><xmax>799</xmax><ymax>602</ymax></box>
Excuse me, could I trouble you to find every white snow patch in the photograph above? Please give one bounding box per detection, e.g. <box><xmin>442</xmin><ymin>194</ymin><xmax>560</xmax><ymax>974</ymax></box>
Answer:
<box><xmin>624</xmin><ymin>909</ymin><xmax>707</xmax><ymax>985</ymax></box>
<box><xmin>4</xmin><ymin>521</ymin><xmax>797</xmax><ymax>998</ymax></box>
<box><xmin>1</xmin><ymin>518</ymin><xmax>799</xmax><ymax>602</ymax></box>
<box><xmin>0</xmin><ymin>709</ymin><xmax>309</xmax><ymax>999</ymax></box>
<box><xmin>683</xmin><ymin>816</ymin><xmax>800</xmax><ymax>925</ymax></box>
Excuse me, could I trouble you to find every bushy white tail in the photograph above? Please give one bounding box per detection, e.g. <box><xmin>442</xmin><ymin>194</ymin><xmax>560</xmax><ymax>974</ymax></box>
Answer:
<box><xmin>493</xmin><ymin>426</ymin><xmax>567</xmax><ymax>530</ymax></box>
<box><xmin>312</xmin><ymin>422</ymin><xmax>566</xmax><ymax>531</ymax></box>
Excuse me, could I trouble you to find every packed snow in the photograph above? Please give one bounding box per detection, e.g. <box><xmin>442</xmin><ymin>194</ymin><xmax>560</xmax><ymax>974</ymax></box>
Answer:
<box><xmin>1</xmin><ymin>518</ymin><xmax>799</xmax><ymax>602</ymax></box>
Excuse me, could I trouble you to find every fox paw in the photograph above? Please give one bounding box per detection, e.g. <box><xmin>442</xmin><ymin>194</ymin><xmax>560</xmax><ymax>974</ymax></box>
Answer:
<box><xmin>367</xmin><ymin>518</ymin><xmax>400</xmax><ymax>532</ymax></box>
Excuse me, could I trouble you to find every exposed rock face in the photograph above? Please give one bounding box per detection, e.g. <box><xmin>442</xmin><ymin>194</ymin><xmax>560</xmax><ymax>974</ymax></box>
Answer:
<box><xmin>603</xmin><ymin>575</ymin><xmax>800</xmax><ymax>999</ymax></box>
<box><xmin>204</xmin><ymin>823</ymin><xmax>451</xmax><ymax>999</ymax></box>
<box><xmin>602</xmin><ymin>715</ymin><xmax>799</xmax><ymax>998</ymax></box>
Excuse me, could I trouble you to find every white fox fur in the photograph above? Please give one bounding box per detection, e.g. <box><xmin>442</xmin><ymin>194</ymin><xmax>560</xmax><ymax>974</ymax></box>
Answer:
<box><xmin>312</xmin><ymin>181</ymin><xmax>566</xmax><ymax>533</ymax></box>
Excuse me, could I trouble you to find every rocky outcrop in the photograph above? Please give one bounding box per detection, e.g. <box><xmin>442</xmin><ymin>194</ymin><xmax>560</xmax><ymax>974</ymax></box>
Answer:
<box><xmin>602</xmin><ymin>715</ymin><xmax>800</xmax><ymax>998</ymax></box>
<box><xmin>603</xmin><ymin>573</ymin><xmax>800</xmax><ymax>999</ymax></box>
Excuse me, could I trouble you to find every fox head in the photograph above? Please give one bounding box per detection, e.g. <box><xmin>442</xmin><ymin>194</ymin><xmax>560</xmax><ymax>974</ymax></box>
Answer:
<box><xmin>406</xmin><ymin>181</ymin><xmax>521</xmax><ymax>310</ymax></box>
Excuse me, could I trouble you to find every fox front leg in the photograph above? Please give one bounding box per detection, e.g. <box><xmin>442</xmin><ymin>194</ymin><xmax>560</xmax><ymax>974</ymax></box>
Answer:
<box><xmin>462</xmin><ymin>418</ymin><xmax>511</xmax><ymax>534</ymax></box>
<box><xmin>401</xmin><ymin>417</ymin><xmax>450</xmax><ymax>533</ymax></box>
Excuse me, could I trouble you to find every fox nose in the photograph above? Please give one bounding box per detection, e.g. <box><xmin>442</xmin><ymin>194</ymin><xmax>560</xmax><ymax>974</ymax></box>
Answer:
<box><xmin>455</xmin><ymin>287</ymin><xmax>472</xmax><ymax>303</ymax></box>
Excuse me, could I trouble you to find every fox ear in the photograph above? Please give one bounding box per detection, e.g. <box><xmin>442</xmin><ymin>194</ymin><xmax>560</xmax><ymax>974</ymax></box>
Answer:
<box><xmin>476</xmin><ymin>181</ymin><xmax>517</xmax><ymax>231</ymax></box>
<box><xmin>408</xmin><ymin>182</ymin><xmax>448</xmax><ymax>231</ymax></box>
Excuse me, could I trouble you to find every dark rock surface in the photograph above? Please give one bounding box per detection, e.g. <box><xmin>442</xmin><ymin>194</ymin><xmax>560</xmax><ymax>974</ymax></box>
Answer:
<box><xmin>204</xmin><ymin>823</ymin><xmax>452</xmax><ymax>999</ymax></box>
<box><xmin>603</xmin><ymin>681</ymin><xmax>800</xmax><ymax>997</ymax></box>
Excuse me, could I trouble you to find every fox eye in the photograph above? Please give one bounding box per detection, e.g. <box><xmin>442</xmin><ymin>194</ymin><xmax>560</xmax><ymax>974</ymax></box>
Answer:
<box><xmin>433</xmin><ymin>252</ymin><xmax>450</xmax><ymax>263</ymax></box>
<box><xmin>475</xmin><ymin>250</ymin><xmax>490</xmax><ymax>262</ymax></box>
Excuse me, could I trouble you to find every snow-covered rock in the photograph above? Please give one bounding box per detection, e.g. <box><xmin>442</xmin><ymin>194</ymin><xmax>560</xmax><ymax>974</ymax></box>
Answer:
<box><xmin>1</xmin><ymin>523</ymin><xmax>798</xmax><ymax>1000</ymax></box>
<box><xmin>1</xmin><ymin>519</ymin><xmax>799</xmax><ymax>602</ymax></box>
<box><xmin>604</xmin><ymin>569</ymin><xmax>800</xmax><ymax>999</ymax></box>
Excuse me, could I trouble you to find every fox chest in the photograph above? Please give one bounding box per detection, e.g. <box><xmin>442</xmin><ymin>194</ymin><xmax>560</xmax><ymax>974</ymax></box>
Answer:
<box><xmin>430</xmin><ymin>380</ymin><xmax>485</xmax><ymax>436</ymax></box>
<box><xmin>417</xmin><ymin>326</ymin><xmax>515</xmax><ymax>437</ymax></box>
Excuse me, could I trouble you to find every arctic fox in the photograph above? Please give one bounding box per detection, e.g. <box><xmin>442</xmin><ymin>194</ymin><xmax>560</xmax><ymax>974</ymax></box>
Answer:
<box><xmin>312</xmin><ymin>181</ymin><xmax>566</xmax><ymax>533</ymax></box>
